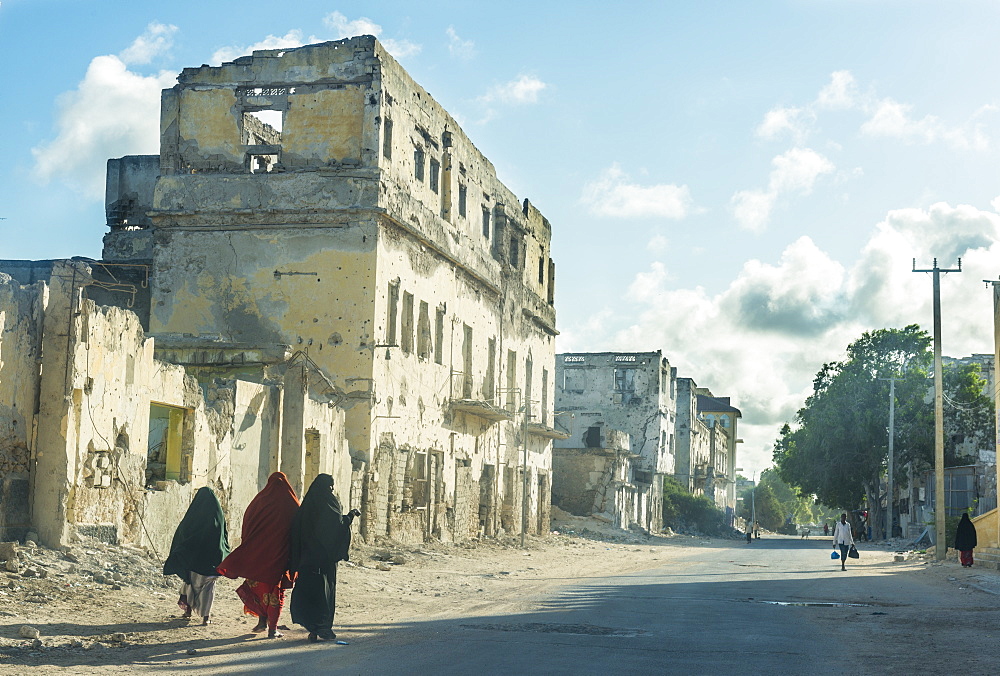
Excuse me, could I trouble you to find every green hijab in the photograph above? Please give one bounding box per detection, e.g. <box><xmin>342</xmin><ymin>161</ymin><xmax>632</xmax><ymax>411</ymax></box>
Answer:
<box><xmin>162</xmin><ymin>487</ymin><xmax>230</xmax><ymax>583</ymax></box>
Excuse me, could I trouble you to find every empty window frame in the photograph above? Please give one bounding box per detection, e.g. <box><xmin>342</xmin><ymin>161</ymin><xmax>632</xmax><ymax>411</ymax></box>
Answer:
<box><xmin>414</xmin><ymin>147</ymin><xmax>425</xmax><ymax>182</ymax></box>
<box><xmin>147</xmin><ymin>403</ymin><xmax>186</xmax><ymax>483</ymax></box>
<box><xmin>509</xmin><ymin>236</ymin><xmax>520</xmax><ymax>267</ymax></box>
<box><xmin>541</xmin><ymin>368</ymin><xmax>549</xmax><ymax>425</ymax></box>
<box><xmin>484</xmin><ymin>337</ymin><xmax>496</xmax><ymax>402</ymax></box>
<box><xmin>614</xmin><ymin>368</ymin><xmax>636</xmax><ymax>393</ymax></box>
<box><xmin>401</xmin><ymin>291</ymin><xmax>414</xmax><ymax>354</ymax></box>
<box><xmin>386</xmin><ymin>281</ymin><xmax>400</xmax><ymax>345</ymax></box>
<box><xmin>417</xmin><ymin>300</ymin><xmax>432</xmax><ymax>360</ymax></box>
<box><xmin>538</xmin><ymin>252</ymin><xmax>545</xmax><ymax>285</ymax></box>
<box><xmin>462</xmin><ymin>324</ymin><xmax>473</xmax><ymax>398</ymax></box>
<box><xmin>458</xmin><ymin>184</ymin><xmax>467</xmax><ymax>217</ymax></box>
<box><xmin>434</xmin><ymin>306</ymin><xmax>445</xmax><ymax>365</ymax></box>
<box><xmin>506</xmin><ymin>350</ymin><xmax>517</xmax><ymax>411</ymax></box>
<box><xmin>482</xmin><ymin>206</ymin><xmax>490</xmax><ymax>239</ymax></box>
<box><xmin>430</xmin><ymin>158</ymin><xmax>440</xmax><ymax>193</ymax></box>
<box><xmin>382</xmin><ymin>118</ymin><xmax>393</xmax><ymax>159</ymax></box>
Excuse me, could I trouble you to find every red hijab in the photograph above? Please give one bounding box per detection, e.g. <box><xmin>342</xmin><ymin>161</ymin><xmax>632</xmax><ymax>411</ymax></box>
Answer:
<box><xmin>217</xmin><ymin>472</ymin><xmax>300</xmax><ymax>586</ymax></box>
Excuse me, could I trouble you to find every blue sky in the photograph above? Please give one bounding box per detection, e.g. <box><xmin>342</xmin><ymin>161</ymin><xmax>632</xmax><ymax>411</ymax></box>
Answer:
<box><xmin>3</xmin><ymin>1</ymin><xmax>1000</xmax><ymax>475</ymax></box>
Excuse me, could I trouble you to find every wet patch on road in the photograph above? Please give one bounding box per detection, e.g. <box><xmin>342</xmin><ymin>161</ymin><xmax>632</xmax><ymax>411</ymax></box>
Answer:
<box><xmin>460</xmin><ymin>622</ymin><xmax>649</xmax><ymax>637</ymax></box>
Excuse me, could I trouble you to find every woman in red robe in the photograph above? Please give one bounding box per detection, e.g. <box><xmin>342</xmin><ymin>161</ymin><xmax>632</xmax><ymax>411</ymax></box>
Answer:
<box><xmin>217</xmin><ymin>472</ymin><xmax>300</xmax><ymax>638</ymax></box>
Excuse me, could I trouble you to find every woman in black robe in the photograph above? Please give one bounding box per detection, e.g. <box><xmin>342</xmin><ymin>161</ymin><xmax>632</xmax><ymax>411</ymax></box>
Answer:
<box><xmin>289</xmin><ymin>474</ymin><xmax>359</xmax><ymax>642</ymax></box>
<box><xmin>955</xmin><ymin>512</ymin><xmax>977</xmax><ymax>567</ymax></box>
<box><xmin>162</xmin><ymin>487</ymin><xmax>230</xmax><ymax>625</ymax></box>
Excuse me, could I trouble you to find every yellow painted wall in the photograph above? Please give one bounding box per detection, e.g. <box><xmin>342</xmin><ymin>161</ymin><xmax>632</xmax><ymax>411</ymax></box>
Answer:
<box><xmin>972</xmin><ymin>508</ymin><xmax>998</xmax><ymax>549</ymax></box>
<box><xmin>284</xmin><ymin>88</ymin><xmax>365</xmax><ymax>163</ymax></box>
<box><xmin>177</xmin><ymin>88</ymin><xmax>241</xmax><ymax>164</ymax></box>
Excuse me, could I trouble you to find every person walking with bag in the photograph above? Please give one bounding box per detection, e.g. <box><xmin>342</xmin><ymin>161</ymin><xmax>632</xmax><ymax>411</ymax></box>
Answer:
<box><xmin>832</xmin><ymin>513</ymin><xmax>855</xmax><ymax>572</ymax></box>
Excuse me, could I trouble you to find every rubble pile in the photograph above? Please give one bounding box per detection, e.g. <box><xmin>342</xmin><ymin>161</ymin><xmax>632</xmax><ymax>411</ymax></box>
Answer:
<box><xmin>0</xmin><ymin>535</ymin><xmax>174</xmax><ymax>656</ymax></box>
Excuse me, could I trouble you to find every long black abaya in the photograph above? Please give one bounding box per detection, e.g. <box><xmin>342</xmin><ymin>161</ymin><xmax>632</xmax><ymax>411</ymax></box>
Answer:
<box><xmin>289</xmin><ymin>474</ymin><xmax>355</xmax><ymax>639</ymax></box>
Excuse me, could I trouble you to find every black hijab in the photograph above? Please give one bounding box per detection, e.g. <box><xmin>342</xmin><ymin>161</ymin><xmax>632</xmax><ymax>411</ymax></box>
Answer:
<box><xmin>955</xmin><ymin>512</ymin><xmax>977</xmax><ymax>551</ymax></box>
<box><xmin>289</xmin><ymin>474</ymin><xmax>352</xmax><ymax>572</ymax></box>
<box><xmin>162</xmin><ymin>487</ymin><xmax>230</xmax><ymax>583</ymax></box>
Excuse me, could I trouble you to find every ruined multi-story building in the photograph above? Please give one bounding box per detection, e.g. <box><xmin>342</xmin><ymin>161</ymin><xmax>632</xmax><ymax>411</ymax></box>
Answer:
<box><xmin>552</xmin><ymin>352</ymin><xmax>676</xmax><ymax>532</ymax></box>
<box><xmin>675</xmin><ymin>377</ymin><xmax>740</xmax><ymax>517</ymax></box>
<box><xmin>0</xmin><ymin>35</ymin><xmax>559</xmax><ymax>548</ymax></box>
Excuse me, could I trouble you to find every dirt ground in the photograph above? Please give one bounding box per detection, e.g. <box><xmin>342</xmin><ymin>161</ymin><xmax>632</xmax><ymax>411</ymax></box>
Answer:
<box><xmin>0</xmin><ymin>511</ymin><xmax>992</xmax><ymax>674</ymax></box>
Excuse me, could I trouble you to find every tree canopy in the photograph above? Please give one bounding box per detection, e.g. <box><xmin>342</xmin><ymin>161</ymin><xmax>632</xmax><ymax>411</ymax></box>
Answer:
<box><xmin>772</xmin><ymin>325</ymin><xmax>994</xmax><ymax>537</ymax></box>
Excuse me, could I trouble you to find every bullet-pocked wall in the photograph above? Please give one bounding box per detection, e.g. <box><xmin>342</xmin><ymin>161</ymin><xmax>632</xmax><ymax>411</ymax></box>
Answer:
<box><xmin>140</xmin><ymin>36</ymin><xmax>558</xmax><ymax>543</ymax></box>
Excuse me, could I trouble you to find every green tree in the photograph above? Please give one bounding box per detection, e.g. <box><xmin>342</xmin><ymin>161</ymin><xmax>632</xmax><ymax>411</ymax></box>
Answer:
<box><xmin>736</xmin><ymin>480</ymin><xmax>784</xmax><ymax>531</ymax></box>
<box><xmin>773</xmin><ymin>325</ymin><xmax>995</xmax><ymax>538</ymax></box>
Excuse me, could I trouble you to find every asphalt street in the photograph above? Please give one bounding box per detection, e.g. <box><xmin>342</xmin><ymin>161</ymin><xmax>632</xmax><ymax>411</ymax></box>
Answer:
<box><xmin>140</xmin><ymin>535</ymin><xmax>1000</xmax><ymax>675</ymax></box>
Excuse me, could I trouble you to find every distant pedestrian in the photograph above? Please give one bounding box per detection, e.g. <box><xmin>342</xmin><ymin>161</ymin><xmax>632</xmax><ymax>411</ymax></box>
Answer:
<box><xmin>217</xmin><ymin>472</ymin><xmax>300</xmax><ymax>638</ymax></box>
<box><xmin>955</xmin><ymin>512</ymin><xmax>977</xmax><ymax>567</ymax></box>
<box><xmin>162</xmin><ymin>487</ymin><xmax>230</xmax><ymax>626</ymax></box>
<box><xmin>746</xmin><ymin>528</ymin><xmax>752</xmax><ymax>544</ymax></box>
<box><xmin>823</xmin><ymin>523</ymin><xmax>829</xmax><ymax>537</ymax></box>
<box><xmin>832</xmin><ymin>513</ymin><xmax>854</xmax><ymax>572</ymax></box>
<box><xmin>289</xmin><ymin>474</ymin><xmax>360</xmax><ymax>642</ymax></box>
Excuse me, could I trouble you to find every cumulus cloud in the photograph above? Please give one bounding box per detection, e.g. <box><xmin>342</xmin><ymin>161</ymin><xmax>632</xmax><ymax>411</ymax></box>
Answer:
<box><xmin>446</xmin><ymin>26</ymin><xmax>476</xmax><ymax>59</ymax></box>
<box><xmin>211</xmin><ymin>30</ymin><xmax>311</xmax><ymax>65</ymax></box>
<box><xmin>568</xmin><ymin>200</ymin><xmax>1000</xmax><ymax>473</ymax></box>
<box><xmin>756</xmin><ymin>69</ymin><xmax>994</xmax><ymax>151</ymax></box>
<box><xmin>119</xmin><ymin>22</ymin><xmax>177</xmax><ymax>65</ymax></box>
<box><xmin>731</xmin><ymin>148</ymin><xmax>834</xmax><ymax>232</ymax></box>
<box><xmin>756</xmin><ymin>106</ymin><xmax>812</xmax><ymax>142</ymax></box>
<box><xmin>480</xmin><ymin>75</ymin><xmax>547</xmax><ymax>105</ymax></box>
<box><xmin>31</xmin><ymin>26</ymin><xmax>177</xmax><ymax>199</ymax></box>
<box><xmin>211</xmin><ymin>12</ymin><xmax>421</xmax><ymax>64</ymax></box>
<box><xmin>324</xmin><ymin>11</ymin><xmax>421</xmax><ymax>59</ymax></box>
<box><xmin>582</xmin><ymin>163</ymin><xmax>695</xmax><ymax>220</ymax></box>
<box><xmin>860</xmin><ymin>98</ymin><xmax>993</xmax><ymax>150</ymax></box>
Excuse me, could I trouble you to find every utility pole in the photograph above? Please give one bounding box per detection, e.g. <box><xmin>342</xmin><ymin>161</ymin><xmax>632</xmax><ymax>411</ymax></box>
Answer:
<box><xmin>984</xmin><ymin>277</ymin><xmax>1000</xmax><ymax>555</ymax></box>
<box><xmin>879</xmin><ymin>376</ymin><xmax>896</xmax><ymax>541</ymax></box>
<box><xmin>913</xmin><ymin>258</ymin><xmax>961</xmax><ymax>560</ymax></box>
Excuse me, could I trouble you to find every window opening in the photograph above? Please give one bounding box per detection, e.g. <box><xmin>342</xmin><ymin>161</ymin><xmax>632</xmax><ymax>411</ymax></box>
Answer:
<box><xmin>382</xmin><ymin>118</ymin><xmax>393</xmax><ymax>159</ymax></box>
<box><xmin>462</xmin><ymin>324</ymin><xmax>474</xmax><ymax>398</ymax></box>
<box><xmin>538</xmin><ymin>252</ymin><xmax>545</xmax><ymax>285</ymax></box>
<box><xmin>509</xmin><ymin>236</ymin><xmax>520</xmax><ymax>267</ymax></box>
<box><xmin>243</xmin><ymin>110</ymin><xmax>282</xmax><ymax>174</ymax></box>
<box><xmin>434</xmin><ymin>306</ymin><xmax>445</xmax><ymax>365</ymax></box>
<box><xmin>484</xmin><ymin>337</ymin><xmax>496</xmax><ymax>402</ymax></box>
<box><xmin>414</xmin><ymin>147</ymin><xmax>425</xmax><ymax>182</ymax></box>
<box><xmin>458</xmin><ymin>184</ymin><xmax>467</xmax><ymax>217</ymax></box>
<box><xmin>482</xmin><ymin>206</ymin><xmax>490</xmax><ymax>239</ymax></box>
<box><xmin>401</xmin><ymin>291</ymin><xmax>414</xmax><ymax>354</ymax></box>
<box><xmin>386</xmin><ymin>281</ymin><xmax>399</xmax><ymax>345</ymax></box>
<box><xmin>147</xmin><ymin>403</ymin><xmax>186</xmax><ymax>484</ymax></box>
<box><xmin>417</xmin><ymin>300</ymin><xmax>431</xmax><ymax>360</ymax></box>
<box><xmin>430</xmin><ymin>158</ymin><xmax>440</xmax><ymax>193</ymax></box>
<box><xmin>506</xmin><ymin>350</ymin><xmax>517</xmax><ymax>411</ymax></box>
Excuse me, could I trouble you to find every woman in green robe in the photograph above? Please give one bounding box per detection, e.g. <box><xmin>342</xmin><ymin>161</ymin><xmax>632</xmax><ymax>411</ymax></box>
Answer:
<box><xmin>162</xmin><ymin>487</ymin><xmax>230</xmax><ymax>625</ymax></box>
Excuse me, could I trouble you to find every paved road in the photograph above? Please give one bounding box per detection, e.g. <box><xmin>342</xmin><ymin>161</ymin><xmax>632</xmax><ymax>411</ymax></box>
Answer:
<box><xmin>140</xmin><ymin>536</ymin><xmax>1000</xmax><ymax>675</ymax></box>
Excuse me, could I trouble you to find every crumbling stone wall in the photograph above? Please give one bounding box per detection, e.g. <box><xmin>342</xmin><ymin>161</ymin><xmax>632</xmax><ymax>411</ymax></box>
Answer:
<box><xmin>0</xmin><ymin>274</ymin><xmax>43</xmax><ymax>540</ymax></box>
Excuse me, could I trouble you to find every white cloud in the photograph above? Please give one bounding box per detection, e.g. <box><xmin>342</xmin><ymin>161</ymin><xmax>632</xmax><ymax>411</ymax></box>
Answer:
<box><xmin>119</xmin><ymin>22</ymin><xmax>177</xmax><ymax>65</ymax></box>
<box><xmin>815</xmin><ymin>70</ymin><xmax>859</xmax><ymax>110</ymax></box>
<box><xmin>323</xmin><ymin>11</ymin><xmax>421</xmax><ymax>59</ymax></box>
<box><xmin>646</xmin><ymin>234</ymin><xmax>670</xmax><ymax>255</ymax></box>
<box><xmin>731</xmin><ymin>148</ymin><xmax>834</xmax><ymax>232</ymax></box>
<box><xmin>480</xmin><ymin>75</ymin><xmax>547</xmax><ymax>105</ymax></box>
<box><xmin>31</xmin><ymin>51</ymin><xmax>175</xmax><ymax>199</ymax></box>
<box><xmin>756</xmin><ymin>106</ymin><xmax>811</xmax><ymax>142</ymax></box>
<box><xmin>582</xmin><ymin>163</ymin><xmax>695</xmax><ymax>220</ymax></box>
<box><xmin>446</xmin><ymin>26</ymin><xmax>476</xmax><ymax>60</ymax></box>
<box><xmin>568</xmin><ymin>200</ymin><xmax>1000</xmax><ymax>475</ymax></box>
<box><xmin>860</xmin><ymin>97</ymin><xmax>993</xmax><ymax>150</ymax></box>
<box><xmin>211</xmin><ymin>30</ymin><xmax>310</xmax><ymax>65</ymax></box>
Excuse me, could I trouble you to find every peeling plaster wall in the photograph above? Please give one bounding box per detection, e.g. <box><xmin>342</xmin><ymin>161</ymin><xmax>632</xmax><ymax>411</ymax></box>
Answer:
<box><xmin>0</xmin><ymin>274</ymin><xmax>45</xmax><ymax>540</ymax></box>
<box><xmin>18</xmin><ymin>261</ymin><xmax>349</xmax><ymax>553</ymax></box>
<box><xmin>141</xmin><ymin>37</ymin><xmax>557</xmax><ymax>543</ymax></box>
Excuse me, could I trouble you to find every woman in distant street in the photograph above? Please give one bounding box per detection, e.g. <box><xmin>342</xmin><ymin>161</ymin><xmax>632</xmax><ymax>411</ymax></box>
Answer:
<box><xmin>217</xmin><ymin>472</ymin><xmax>300</xmax><ymax>638</ymax></box>
<box><xmin>289</xmin><ymin>474</ymin><xmax>360</xmax><ymax>642</ymax></box>
<box><xmin>162</xmin><ymin>487</ymin><xmax>230</xmax><ymax>626</ymax></box>
<box><xmin>955</xmin><ymin>512</ymin><xmax>977</xmax><ymax>567</ymax></box>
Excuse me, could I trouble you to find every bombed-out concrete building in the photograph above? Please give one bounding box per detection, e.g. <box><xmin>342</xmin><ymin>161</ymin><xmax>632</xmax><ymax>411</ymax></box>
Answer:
<box><xmin>0</xmin><ymin>35</ymin><xmax>558</xmax><ymax>549</ymax></box>
<box><xmin>552</xmin><ymin>352</ymin><xmax>677</xmax><ymax>532</ymax></box>
<box><xmin>674</xmin><ymin>377</ymin><xmax>740</xmax><ymax>516</ymax></box>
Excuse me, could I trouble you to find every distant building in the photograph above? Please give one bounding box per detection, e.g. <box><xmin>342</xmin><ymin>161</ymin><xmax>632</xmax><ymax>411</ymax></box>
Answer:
<box><xmin>553</xmin><ymin>351</ymin><xmax>677</xmax><ymax>532</ymax></box>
